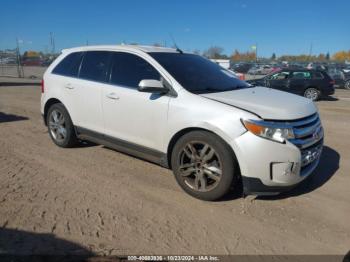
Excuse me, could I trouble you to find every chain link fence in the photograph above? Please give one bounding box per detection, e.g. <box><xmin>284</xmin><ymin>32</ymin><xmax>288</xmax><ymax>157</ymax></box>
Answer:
<box><xmin>0</xmin><ymin>49</ymin><xmax>47</xmax><ymax>79</ymax></box>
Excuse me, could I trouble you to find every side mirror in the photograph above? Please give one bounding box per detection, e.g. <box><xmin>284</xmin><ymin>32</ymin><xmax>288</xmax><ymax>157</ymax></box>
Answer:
<box><xmin>138</xmin><ymin>79</ymin><xmax>168</xmax><ymax>94</ymax></box>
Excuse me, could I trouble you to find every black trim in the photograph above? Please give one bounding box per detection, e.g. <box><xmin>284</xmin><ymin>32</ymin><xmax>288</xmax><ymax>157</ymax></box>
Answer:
<box><xmin>41</xmin><ymin>114</ymin><xmax>46</xmax><ymax>126</ymax></box>
<box><xmin>242</xmin><ymin>176</ymin><xmax>299</xmax><ymax>195</ymax></box>
<box><xmin>75</xmin><ymin>127</ymin><xmax>169</xmax><ymax>168</ymax></box>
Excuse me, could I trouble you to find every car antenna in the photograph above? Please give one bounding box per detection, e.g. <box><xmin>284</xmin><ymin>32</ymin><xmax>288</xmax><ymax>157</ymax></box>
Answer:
<box><xmin>170</xmin><ymin>33</ymin><xmax>183</xmax><ymax>54</ymax></box>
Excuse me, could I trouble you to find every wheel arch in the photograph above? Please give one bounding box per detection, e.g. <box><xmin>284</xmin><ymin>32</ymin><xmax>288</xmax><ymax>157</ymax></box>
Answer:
<box><xmin>43</xmin><ymin>98</ymin><xmax>63</xmax><ymax>125</ymax></box>
<box><xmin>304</xmin><ymin>86</ymin><xmax>320</xmax><ymax>92</ymax></box>
<box><xmin>166</xmin><ymin>127</ymin><xmax>240</xmax><ymax>174</ymax></box>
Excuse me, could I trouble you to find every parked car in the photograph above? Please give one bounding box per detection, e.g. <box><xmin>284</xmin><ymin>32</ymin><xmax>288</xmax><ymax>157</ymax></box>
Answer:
<box><xmin>21</xmin><ymin>58</ymin><xmax>43</xmax><ymax>66</ymax></box>
<box><xmin>270</xmin><ymin>66</ymin><xmax>282</xmax><ymax>73</ymax></box>
<box><xmin>306</xmin><ymin>62</ymin><xmax>328</xmax><ymax>71</ymax></box>
<box><xmin>41</xmin><ymin>45</ymin><xmax>323</xmax><ymax>200</ymax></box>
<box><xmin>0</xmin><ymin>57</ymin><xmax>17</xmax><ymax>65</ymax></box>
<box><xmin>345</xmin><ymin>79</ymin><xmax>350</xmax><ymax>89</ymax></box>
<box><xmin>248</xmin><ymin>65</ymin><xmax>273</xmax><ymax>75</ymax></box>
<box><xmin>247</xmin><ymin>69</ymin><xmax>334</xmax><ymax>101</ymax></box>
<box><xmin>231</xmin><ymin>63</ymin><xmax>253</xmax><ymax>74</ymax></box>
<box><xmin>342</xmin><ymin>65</ymin><xmax>350</xmax><ymax>74</ymax></box>
<box><xmin>327</xmin><ymin>67</ymin><xmax>347</xmax><ymax>88</ymax></box>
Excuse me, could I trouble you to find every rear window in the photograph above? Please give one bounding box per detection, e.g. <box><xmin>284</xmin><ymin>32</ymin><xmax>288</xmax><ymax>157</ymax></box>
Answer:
<box><xmin>79</xmin><ymin>51</ymin><xmax>112</xmax><ymax>82</ymax></box>
<box><xmin>52</xmin><ymin>52</ymin><xmax>84</xmax><ymax>77</ymax></box>
<box><xmin>313</xmin><ymin>72</ymin><xmax>324</xmax><ymax>79</ymax></box>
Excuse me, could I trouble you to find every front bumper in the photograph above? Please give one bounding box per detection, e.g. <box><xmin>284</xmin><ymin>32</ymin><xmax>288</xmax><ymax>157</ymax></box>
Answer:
<box><xmin>231</xmin><ymin>131</ymin><xmax>323</xmax><ymax>195</ymax></box>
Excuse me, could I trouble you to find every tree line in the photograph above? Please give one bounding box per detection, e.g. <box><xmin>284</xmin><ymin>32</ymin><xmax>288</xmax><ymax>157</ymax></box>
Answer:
<box><xmin>197</xmin><ymin>46</ymin><xmax>350</xmax><ymax>62</ymax></box>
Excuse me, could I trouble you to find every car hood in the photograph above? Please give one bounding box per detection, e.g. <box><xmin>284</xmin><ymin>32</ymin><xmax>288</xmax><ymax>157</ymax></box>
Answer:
<box><xmin>200</xmin><ymin>86</ymin><xmax>317</xmax><ymax>120</ymax></box>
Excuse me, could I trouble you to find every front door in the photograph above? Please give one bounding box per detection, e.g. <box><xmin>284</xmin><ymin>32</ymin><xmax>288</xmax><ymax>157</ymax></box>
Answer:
<box><xmin>102</xmin><ymin>52</ymin><xmax>170</xmax><ymax>151</ymax></box>
<box><xmin>266</xmin><ymin>71</ymin><xmax>290</xmax><ymax>91</ymax></box>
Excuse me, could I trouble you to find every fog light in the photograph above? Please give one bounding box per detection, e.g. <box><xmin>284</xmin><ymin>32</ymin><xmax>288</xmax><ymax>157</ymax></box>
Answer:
<box><xmin>271</xmin><ymin>162</ymin><xmax>300</xmax><ymax>183</ymax></box>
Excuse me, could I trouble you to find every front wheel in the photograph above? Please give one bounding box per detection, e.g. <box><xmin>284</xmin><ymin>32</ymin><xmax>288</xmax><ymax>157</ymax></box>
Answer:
<box><xmin>171</xmin><ymin>131</ymin><xmax>238</xmax><ymax>201</ymax></box>
<box><xmin>304</xmin><ymin>88</ymin><xmax>320</xmax><ymax>101</ymax></box>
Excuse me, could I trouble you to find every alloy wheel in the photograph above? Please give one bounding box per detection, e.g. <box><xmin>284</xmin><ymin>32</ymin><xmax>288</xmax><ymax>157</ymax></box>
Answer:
<box><xmin>345</xmin><ymin>81</ymin><xmax>350</xmax><ymax>90</ymax></box>
<box><xmin>178</xmin><ymin>141</ymin><xmax>222</xmax><ymax>192</ymax></box>
<box><xmin>304</xmin><ymin>89</ymin><xmax>319</xmax><ymax>101</ymax></box>
<box><xmin>49</xmin><ymin>109</ymin><xmax>67</xmax><ymax>143</ymax></box>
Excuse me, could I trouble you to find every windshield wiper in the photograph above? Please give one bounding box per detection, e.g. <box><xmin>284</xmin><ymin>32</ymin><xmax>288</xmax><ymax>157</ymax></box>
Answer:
<box><xmin>192</xmin><ymin>85</ymin><xmax>251</xmax><ymax>94</ymax></box>
<box><xmin>191</xmin><ymin>88</ymin><xmax>223</xmax><ymax>94</ymax></box>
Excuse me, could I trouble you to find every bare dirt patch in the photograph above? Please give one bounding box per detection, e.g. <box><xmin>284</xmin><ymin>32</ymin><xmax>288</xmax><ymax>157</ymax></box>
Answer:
<box><xmin>0</xmin><ymin>86</ymin><xmax>349</xmax><ymax>256</ymax></box>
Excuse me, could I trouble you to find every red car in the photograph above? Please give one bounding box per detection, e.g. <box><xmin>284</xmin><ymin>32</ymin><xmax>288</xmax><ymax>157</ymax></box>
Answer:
<box><xmin>21</xmin><ymin>58</ymin><xmax>43</xmax><ymax>66</ymax></box>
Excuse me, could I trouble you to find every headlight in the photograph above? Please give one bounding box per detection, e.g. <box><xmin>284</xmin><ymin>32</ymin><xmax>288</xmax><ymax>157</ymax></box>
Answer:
<box><xmin>242</xmin><ymin>119</ymin><xmax>294</xmax><ymax>143</ymax></box>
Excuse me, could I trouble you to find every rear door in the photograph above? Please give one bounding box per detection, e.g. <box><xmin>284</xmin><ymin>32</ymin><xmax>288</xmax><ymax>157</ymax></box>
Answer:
<box><xmin>61</xmin><ymin>51</ymin><xmax>112</xmax><ymax>133</ymax></box>
<box><xmin>50</xmin><ymin>51</ymin><xmax>84</xmax><ymax>126</ymax></box>
<box><xmin>289</xmin><ymin>71</ymin><xmax>312</xmax><ymax>95</ymax></box>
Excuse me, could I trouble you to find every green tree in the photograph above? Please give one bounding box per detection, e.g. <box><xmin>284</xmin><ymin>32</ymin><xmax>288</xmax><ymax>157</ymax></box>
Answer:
<box><xmin>203</xmin><ymin>46</ymin><xmax>224</xmax><ymax>59</ymax></box>
<box><xmin>326</xmin><ymin>52</ymin><xmax>330</xmax><ymax>60</ymax></box>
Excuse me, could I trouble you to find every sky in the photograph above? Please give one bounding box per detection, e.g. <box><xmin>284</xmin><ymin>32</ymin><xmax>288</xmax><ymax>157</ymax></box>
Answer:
<box><xmin>0</xmin><ymin>0</ymin><xmax>349</xmax><ymax>57</ymax></box>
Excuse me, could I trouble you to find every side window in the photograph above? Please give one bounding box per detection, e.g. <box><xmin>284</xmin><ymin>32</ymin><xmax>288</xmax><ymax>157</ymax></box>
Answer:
<box><xmin>110</xmin><ymin>52</ymin><xmax>160</xmax><ymax>88</ymax></box>
<box><xmin>270</xmin><ymin>71</ymin><xmax>289</xmax><ymax>80</ymax></box>
<box><xmin>79</xmin><ymin>51</ymin><xmax>111</xmax><ymax>82</ymax></box>
<box><xmin>313</xmin><ymin>72</ymin><xmax>324</xmax><ymax>79</ymax></box>
<box><xmin>291</xmin><ymin>71</ymin><xmax>311</xmax><ymax>79</ymax></box>
<box><xmin>52</xmin><ymin>52</ymin><xmax>84</xmax><ymax>77</ymax></box>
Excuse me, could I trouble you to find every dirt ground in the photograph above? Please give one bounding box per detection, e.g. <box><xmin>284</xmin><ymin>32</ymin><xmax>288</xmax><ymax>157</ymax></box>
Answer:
<box><xmin>0</xmin><ymin>85</ymin><xmax>349</xmax><ymax>256</ymax></box>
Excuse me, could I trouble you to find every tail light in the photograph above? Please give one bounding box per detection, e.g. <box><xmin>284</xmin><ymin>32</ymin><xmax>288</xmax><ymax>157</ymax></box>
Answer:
<box><xmin>41</xmin><ymin>79</ymin><xmax>44</xmax><ymax>93</ymax></box>
<box><xmin>329</xmin><ymin>80</ymin><xmax>335</xmax><ymax>85</ymax></box>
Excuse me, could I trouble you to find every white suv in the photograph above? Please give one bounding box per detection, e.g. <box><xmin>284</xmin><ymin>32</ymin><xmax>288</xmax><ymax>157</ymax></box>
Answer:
<box><xmin>41</xmin><ymin>45</ymin><xmax>324</xmax><ymax>200</ymax></box>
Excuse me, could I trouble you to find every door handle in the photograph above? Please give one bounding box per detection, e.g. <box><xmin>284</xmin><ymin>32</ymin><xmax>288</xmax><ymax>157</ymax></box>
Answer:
<box><xmin>65</xmin><ymin>83</ymin><xmax>74</xmax><ymax>89</ymax></box>
<box><xmin>106</xmin><ymin>92</ymin><xmax>120</xmax><ymax>100</ymax></box>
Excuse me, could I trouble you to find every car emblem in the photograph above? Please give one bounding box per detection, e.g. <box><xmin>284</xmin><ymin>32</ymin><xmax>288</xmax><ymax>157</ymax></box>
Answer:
<box><xmin>313</xmin><ymin>127</ymin><xmax>322</xmax><ymax>140</ymax></box>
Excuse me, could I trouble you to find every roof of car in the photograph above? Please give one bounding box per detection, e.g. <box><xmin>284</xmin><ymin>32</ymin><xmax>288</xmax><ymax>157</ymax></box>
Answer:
<box><xmin>62</xmin><ymin>45</ymin><xmax>179</xmax><ymax>54</ymax></box>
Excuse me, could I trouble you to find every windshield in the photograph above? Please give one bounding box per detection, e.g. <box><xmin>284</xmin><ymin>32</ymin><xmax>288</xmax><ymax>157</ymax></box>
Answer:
<box><xmin>149</xmin><ymin>52</ymin><xmax>250</xmax><ymax>94</ymax></box>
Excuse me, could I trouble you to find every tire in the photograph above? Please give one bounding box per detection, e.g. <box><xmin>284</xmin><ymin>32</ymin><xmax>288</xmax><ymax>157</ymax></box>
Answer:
<box><xmin>304</xmin><ymin>88</ymin><xmax>320</xmax><ymax>101</ymax></box>
<box><xmin>171</xmin><ymin>130</ymin><xmax>238</xmax><ymax>201</ymax></box>
<box><xmin>47</xmin><ymin>103</ymin><xmax>78</xmax><ymax>148</ymax></box>
<box><xmin>345</xmin><ymin>80</ymin><xmax>350</xmax><ymax>90</ymax></box>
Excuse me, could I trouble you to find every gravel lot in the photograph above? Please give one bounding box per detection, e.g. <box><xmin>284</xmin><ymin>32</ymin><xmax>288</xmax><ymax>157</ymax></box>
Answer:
<box><xmin>0</xmin><ymin>85</ymin><xmax>349</xmax><ymax>256</ymax></box>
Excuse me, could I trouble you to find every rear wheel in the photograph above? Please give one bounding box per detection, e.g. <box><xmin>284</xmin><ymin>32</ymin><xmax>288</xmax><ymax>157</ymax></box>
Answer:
<box><xmin>47</xmin><ymin>103</ymin><xmax>77</xmax><ymax>148</ymax></box>
<box><xmin>171</xmin><ymin>131</ymin><xmax>238</xmax><ymax>201</ymax></box>
<box><xmin>304</xmin><ymin>88</ymin><xmax>320</xmax><ymax>101</ymax></box>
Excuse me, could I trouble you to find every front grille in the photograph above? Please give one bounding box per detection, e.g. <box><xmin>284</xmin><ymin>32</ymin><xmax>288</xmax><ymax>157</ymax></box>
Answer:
<box><xmin>287</xmin><ymin>113</ymin><xmax>324</xmax><ymax>172</ymax></box>
<box><xmin>288</xmin><ymin>113</ymin><xmax>323</xmax><ymax>149</ymax></box>
<box><xmin>300</xmin><ymin>139</ymin><xmax>323</xmax><ymax>167</ymax></box>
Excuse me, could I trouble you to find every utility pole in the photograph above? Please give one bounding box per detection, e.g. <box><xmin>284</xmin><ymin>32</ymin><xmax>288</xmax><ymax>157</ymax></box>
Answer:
<box><xmin>50</xmin><ymin>32</ymin><xmax>55</xmax><ymax>55</ymax></box>
<box><xmin>308</xmin><ymin>42</ymin><xmax>313</xmax><ymax>61</ymax></box>
<box><xmin>15</xmin><ymin>38</ymin><xmax>23</xmax><ymax>78</ymax></box>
